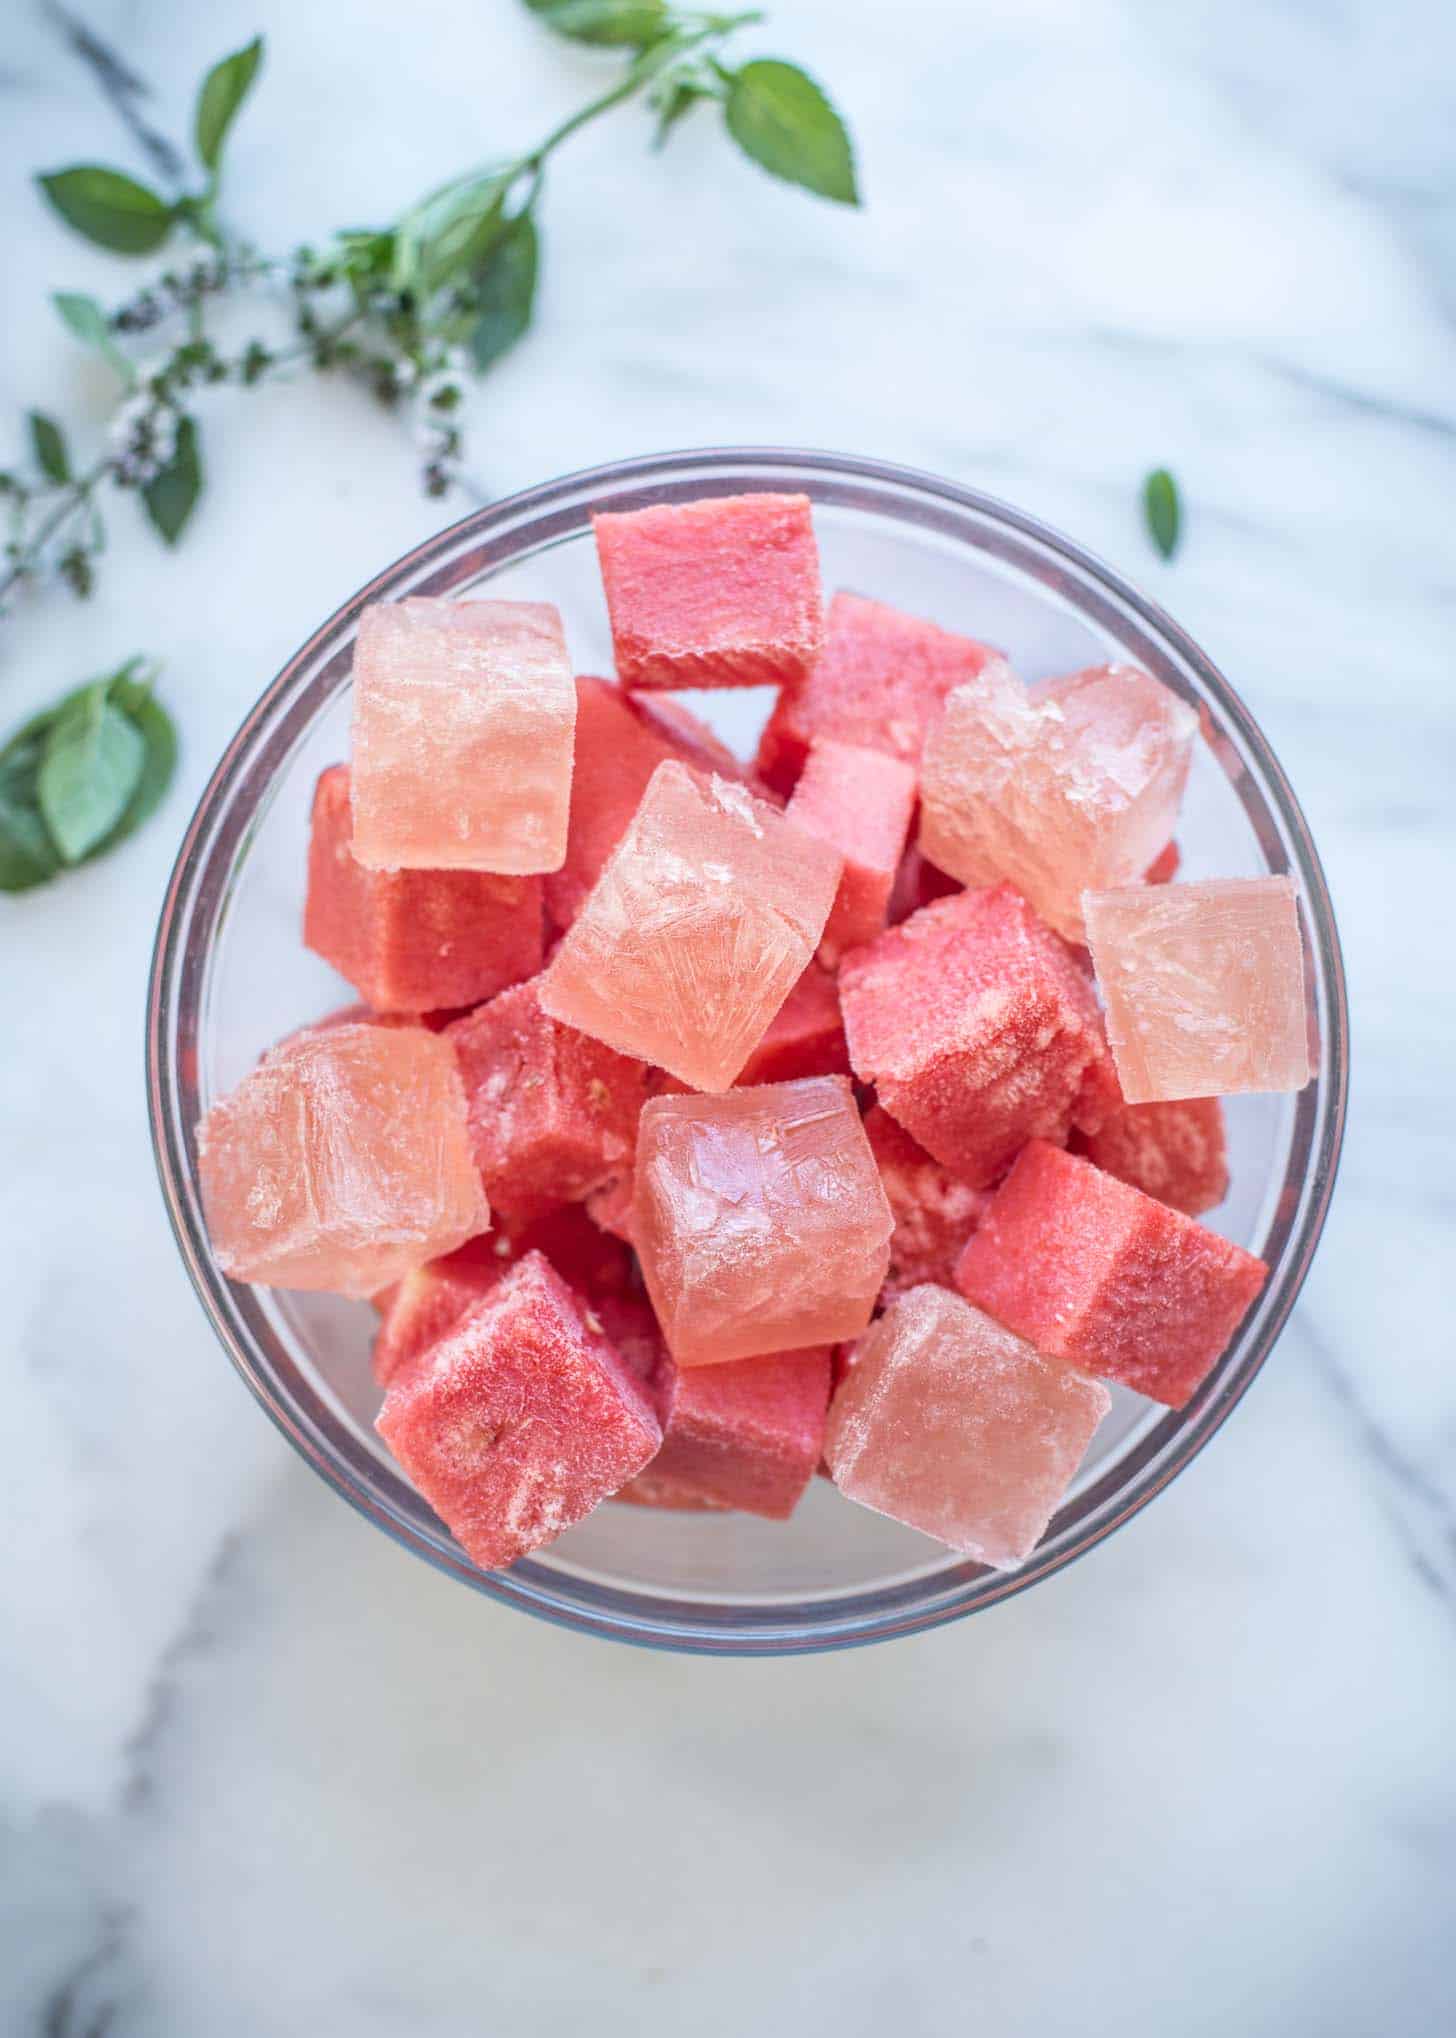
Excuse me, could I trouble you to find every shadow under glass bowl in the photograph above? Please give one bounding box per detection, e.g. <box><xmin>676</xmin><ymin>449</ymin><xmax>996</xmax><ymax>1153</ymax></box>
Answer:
<box><xmin>147</xmin><ymin>447</ymin><xmax>1348</xmax><ymax>1655</ymax></box>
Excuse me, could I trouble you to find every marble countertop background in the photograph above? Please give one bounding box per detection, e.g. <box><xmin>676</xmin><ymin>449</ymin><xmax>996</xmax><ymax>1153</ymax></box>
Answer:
<box><xmin>3</xmin><ymin>1</ymin><xmax>1454</xmax><ymax>2032</ymax></box>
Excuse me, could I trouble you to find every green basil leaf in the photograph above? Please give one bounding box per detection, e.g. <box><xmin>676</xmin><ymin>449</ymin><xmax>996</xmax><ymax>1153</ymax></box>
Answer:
<box><xmin>393</xmin><ymin>171</ymin><xmax>510</xmax><ymax>297</ymax></box>
<box><xmin>142</xmin><ymin>415</ymin><xmax>202</xmax><ymax>545</ymax></box>
<box><xmin>652</xmin><ymin>75</ymin><xmax>715</xmax><ymax>150</ymax></box>
<box><xmin>723</xmin><ymin>60</ymin><xmax>859</xmax><ymax>206</ymax></box>
<box><xmin>28</xmin><ymin>412</ymin><xmax>70</xmax><ymax>485</ymax></box>
<box><xmin>194</xmin><ymin>35</ymin><xmax>264</xmax><ymax>172</ymax></box>
<box><xmin>0</xmin><ymin>738</ymin><xmax>61</xmax><ymax>893</ymax></box>
<box><xmin>524</xmin><ymin>0</ymin><xmax>668</xmax><ymax>47</ymax></box>
<box><xmin>1143</xmin><ymin>468</ymin><xmax>1181</xmax><ymax>561</ymax></box>
<box><xmin>36</xmin><ymin>681</ymin><xmax>147</xmax><ymax>863</ymax></box>
<box><xmin>36</xmin><ymin>165</ymin><xmax>174</xmax><ymax>254</ymax></box>
<box><xmin>53</xmin><ymin>291</ymin><xmax>133</xmax><ymax>382</ymax></box>
<box><xmin>469</xmin><ymin>212</ymin><xmax>539</xmax><ymax>371</ymax></box>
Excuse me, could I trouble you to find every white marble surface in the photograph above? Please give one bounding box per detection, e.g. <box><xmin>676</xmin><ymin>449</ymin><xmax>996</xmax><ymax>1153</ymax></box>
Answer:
<box><xmin>3</xmin><ymin>0</ymin><xmax>1454</xmax><ymax>2030</ymax></box>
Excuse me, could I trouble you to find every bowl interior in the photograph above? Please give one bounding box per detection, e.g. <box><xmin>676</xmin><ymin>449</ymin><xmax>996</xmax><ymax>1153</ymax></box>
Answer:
<box><xmin>151</xmin><ymin>452</ymin><xmax>1344</xmax><ymax>1650</ymax></box>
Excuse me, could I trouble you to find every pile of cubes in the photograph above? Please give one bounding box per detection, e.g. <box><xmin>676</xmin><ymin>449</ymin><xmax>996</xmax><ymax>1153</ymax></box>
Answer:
<box><xmin>198</xmin><ymin>493</ymin><xmax>1311</xmax><ymax>1573</ymax></box>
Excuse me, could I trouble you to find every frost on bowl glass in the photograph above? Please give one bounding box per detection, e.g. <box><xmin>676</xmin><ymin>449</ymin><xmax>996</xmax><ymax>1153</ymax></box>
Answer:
<box><xmin>147</xmin><ymin>449</ymin><xmax>1348</xmax><ymax>1654</ymax></box>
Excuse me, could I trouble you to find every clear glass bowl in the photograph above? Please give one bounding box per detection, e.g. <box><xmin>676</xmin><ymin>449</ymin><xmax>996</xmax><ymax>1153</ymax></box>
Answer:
<box><xmin>147</xmin><ymin>448</ymin><xmax>1348</xmax><ymax>1654</ymax></box>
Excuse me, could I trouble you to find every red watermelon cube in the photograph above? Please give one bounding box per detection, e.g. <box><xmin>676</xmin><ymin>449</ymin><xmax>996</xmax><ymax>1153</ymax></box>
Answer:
<box><xmin>755</xmin><ymin>591</ymin><xmax>998</xmax><ymax>794</ymax></box>
<box><xmin>786</xmin><ymin>739</ymin><xmax>918</xmax><ymax>966</ymax></box>
<box><xmin>736</xmin><ymin>962</ymin><xmax>849</xmax><ymax>1086</ymax></box>
<box><xmin>955</xmin><ymin>1141</ymin><xmax>1266</xmax><ymax>1408</ymax></box>
<box><xmin>592</xmin><ymin>493</ymin><xmax>823</xmax><ymax>691</ymax></box>
<box><xmin>864</xmin><ymin>1105</ymin><xmax>991</xmax><ymax>1301</ymax></box>
<box><xmin>445</xmin><ymin>977</ymin><xmax>651</xmax><ymax>1228</ymax></box>
<box><xmin>1071</xmin><ymin>1095</ymin><xmax>1229</xmax><ymax>1218</ymax></box>
<box><xmin>304</xmin><ymin>766</ymin><xmax>543</xmax><ymax>1013</ymax></box>
<box><xmin>838</xmin><ymin>884</ymin><xmax>1117</xmax><ymax>1188</ymax></box>
<box><xmin>375</xmin><ymin>1251</ymin><xmax>660</xmax><ymax>1569</ymax></box>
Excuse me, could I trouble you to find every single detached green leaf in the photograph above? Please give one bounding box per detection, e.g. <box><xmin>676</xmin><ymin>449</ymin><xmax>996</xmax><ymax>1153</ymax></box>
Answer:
<box><xmin>37</xmin><ymin>165</ymin><xmax>174</xmax><ymax>254</ymax></box>
<box><xmin>28</xmin><ymin>411</ymin><xmax>70</xmax><ymax>485</ymax></box>
<box><xmin>36</xmin><ymin>681</ymin><xmax>147</xmax><ymax>864</ymax></box>
<box><xmin>723</xmin><ymin>60</ymin><xmax>859</xmax><ymax>206</ymax></box>
<box><xmin>469</xmin><ymin>212</ymin><xmax>539</xmax><ymax>372</ymax></box>
<box><xmin>53</xmin><ymin>291</ymin><xmax>133</xmax><ymax>382</ymax></box>
<box><xmin>1143</xmin><ymin>468</ymin><xmax>1181</xmax><ymax>560</ymax></box>
<box><xmin>0</xmin><ymin>738</ymin><xmax>61</xmax><ymax>893</ymax></box>
<box><xmin>142</xmin><ymin>416</ymin><xmax>202</xmax><ymax>545</ymax></box>
<box><xmin>194</xmin><ymin>34</ymin><xmax>264</xmax><ymax>172</ymax></box>
<box><xmin>524</xmin><ymin>0</ymin><xmax>668</xmax><ymax>47</ymax></box>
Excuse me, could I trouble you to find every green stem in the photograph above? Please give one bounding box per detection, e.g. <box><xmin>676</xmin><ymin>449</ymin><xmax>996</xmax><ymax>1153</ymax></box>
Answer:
<box><xmin>0</xmin><ymin>461</ymin><xmax>110</xmax><ymax>608</ymax></box>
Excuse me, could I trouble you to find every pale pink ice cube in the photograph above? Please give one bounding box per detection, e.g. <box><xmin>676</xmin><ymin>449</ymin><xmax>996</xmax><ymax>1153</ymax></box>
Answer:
<box><xmin>633</xmin><ymin>1076</ymin><xmax>893</xmax><ymax>1366</ymax></box>
<box><xmin>198</xmin><ymin>1022</ymin><xmax>488</xmax><ymax>1297</ymax></box>
<box><xmin>824</xmin><ymin>1284</ymin><xmax>1110</xmax><ymax>1566</ymax></box>
<box><xmin>539</xmin><ymin>761</ymin><xmax>843</xmax><ymax>1092</ymax></box>
<box><xmin>1083</xmin><ymin>876</ymin><xmax>1311</xmax><ymax>1102</ymax></box>
<box><xmin>919</xmin><ymin>659</ymin><xmax>1196</xmax><ymax>941</ymax></box>
<box><xmin>350</xmin><ymin>598</ymin><xmax>576</xmax><ymax>874</ymax></box>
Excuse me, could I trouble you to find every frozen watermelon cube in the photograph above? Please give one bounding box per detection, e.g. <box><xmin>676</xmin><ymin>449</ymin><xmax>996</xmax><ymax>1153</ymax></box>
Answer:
<box><xmin>350</xmin><ymin>598</ymin><xmax>576</xmax><ymax>874</ymax></box>
<box><xmin>838</xmin><ymin>884</ymin><xmax>1117</xmax><ymax>1188</ymax></box>
<box><xmin>445</xmin><ymin>977</ymin><xmax>650</xmax><ymax>1228</ymax></box>
<box><xmin>198</xmin><ymin>1022</ymin><xmax>487</xmax><ymax>1297</ymax></box>
<box><xmin>786</xmin><ymin>738</ymin><xmax>918</xmax><ymax>966</ymax></box>
<box><xmin>825</xmin><ymin>1284</ymin><xmax>1110</xmax><ymax>1566</ymax></box>
<box><xmin>736</xmin><ymin>961</ymin><xmax>849</xmax><ymax>1086</ymax></box>
<box><xmin>539</xmin><ymin>762</ymin><xmax>843</xmax><ymax>1092</ymax></box>
<box><xmin>634</xmin><ymin>1076</ymin><xmax>892</xmax><ymax>1366</ymax></box>
<box><xmin>372</xmin><ymin>1211</ymin><xmax>633</xmax><ymax>1386</ymax></box>
<box><xmin>919</xmin><ymin>660</ymin><xmax>1196</xmax><ymax>942</ymax></box>
<box><xmin>593</xmin><ymin>493</ymin><xmax>823</xmax><ymax>691</ymax></box>
<box><xmin>633</xmin><ymin>1343</ymin><xmax>833</xmax><ymax>1520</ymax></box>
<box><xmin>864</xmin><ymin>1105</ymin><xmax>991</xmax><ymax>1301</ymax></box>
<box><xmin>304</xmin><ymin>766</ymin><xmax>544</xmax><ymax>1012</ymax></box>
<box><xmin>1072</xmin><ymin>1095</ymin><xmax>1228</xmax><ymax>1218</ymax></box>
<box><xmin>545</xmin><ymin>677</ymin><xmax>747</xmax><ymax>931</ymax></box>
<box><xmin>755</xmin><ymin>591</ymin><xmax>998</xmax><ymax>794</ymax></box>
<box><xmin>376</xmin><ymin>1252</ymin><xmax>660</xmax><ymax>1569</ymax></box>
<box><xmin>955</xmin><ymin>1140</ymin><xmax>1267</xmax><ymax>1407</ymax></box>
<box><xmin>1084</xmin><ymin>877</ymin><xmax>1311</xmax><ymax>1103</ymax></box>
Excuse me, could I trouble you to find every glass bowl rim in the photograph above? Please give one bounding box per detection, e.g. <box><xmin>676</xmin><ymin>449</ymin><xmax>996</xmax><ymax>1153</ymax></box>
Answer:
<box><xmin>146</xmin><ymin>444</ymin><xmax>1349</xmax><ymax>1655</ymax></box>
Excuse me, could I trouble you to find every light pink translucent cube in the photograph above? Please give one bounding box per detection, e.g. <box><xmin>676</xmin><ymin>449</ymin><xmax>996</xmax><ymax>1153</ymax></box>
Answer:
<box><xmin>1083</xmin><ymin>876</ymin><xmax>1311</xmax><ymax>1102</ymax></box>
<box><xmin>919</xmin><ymin>659</ymin><xmax>1196</xmax><ymax>941</ymax></box>
<box><xmin>824</xmin><ymin>1284</ymin><xmax>1110</xmax><ymax>1566</ymax></box>
<box><xmin>539</xmin><ymin>761</ymin><xmax>843</xmax><ymax>1092</ymax></box>
<box><xmin>198</xmin><ymin>1022</ymin><xmax>488</xmax><ymax>1297</ymax></box>
<box><xmin>633</xmin><ymin>1077</ymin><xmax>893</xmax><ymax>1366</ymax></box>
<box><xmin>350</xmin><ymin>598</ymin><xmax>576</xmax><ymax>874</ymax></box>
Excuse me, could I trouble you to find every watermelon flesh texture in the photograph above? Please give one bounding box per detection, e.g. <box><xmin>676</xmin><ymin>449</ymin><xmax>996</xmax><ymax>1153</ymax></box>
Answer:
<box><xmin>593</xmin><ymin>493</ymin><xmax>824</xmax><ymax>692</ymax></box>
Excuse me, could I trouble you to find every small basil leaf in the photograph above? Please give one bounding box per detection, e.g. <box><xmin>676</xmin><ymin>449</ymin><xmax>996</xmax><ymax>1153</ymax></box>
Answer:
<box><xmin>524</xmin><ymin>0</ymin><xmax>668</xmax><ymax>47</ymax></box>
<box><xmin>142</xmin><ymin>416</ymin><xmax>202</xmax><ymax>545</ymax></box>
<box><xmin>37</xmin><ymin>165</ymin><xmax>174</xmax><ymax>254</ymax></box>
<box><xmin>469</xmin><ymin>212</ymin><xmax>539</xmax><ymax>371</ymax></box>
<box><xmin>1144</xmin><ymin>468</ymin><xmax>1181</xmax><ymax>561</ymax></box>
<box><xmin>36</xmin><ymin>682</ymin><xmax>147</xmax><ymax>863</ymax></box>
<box><xmin>194</xmin><ymin>35</ymin><xmax>265</xmax><ymax>173</ymax></box>
<box><xmin>652</xmin><ymin>75</ymin><xmax>715</xmax><ymax>150</ymax></box>
<box><xmin>28</xmin><ymin>412</ymin><xmax>70</xmax><ymax>485</ymax></box>
<box><xmin>53</xmin><ymin>291</ymin><xmax>133</xmax><ymax>382</ymax></box>
<box><xmin>723</xmin><ymin>60</ymin><xmax>859</xmax><ymax>206</ymax></box>
<box><xmin>0</xmin><ymin>738</ymin><xmax>61</xmax><ymax>893</ymax></box>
